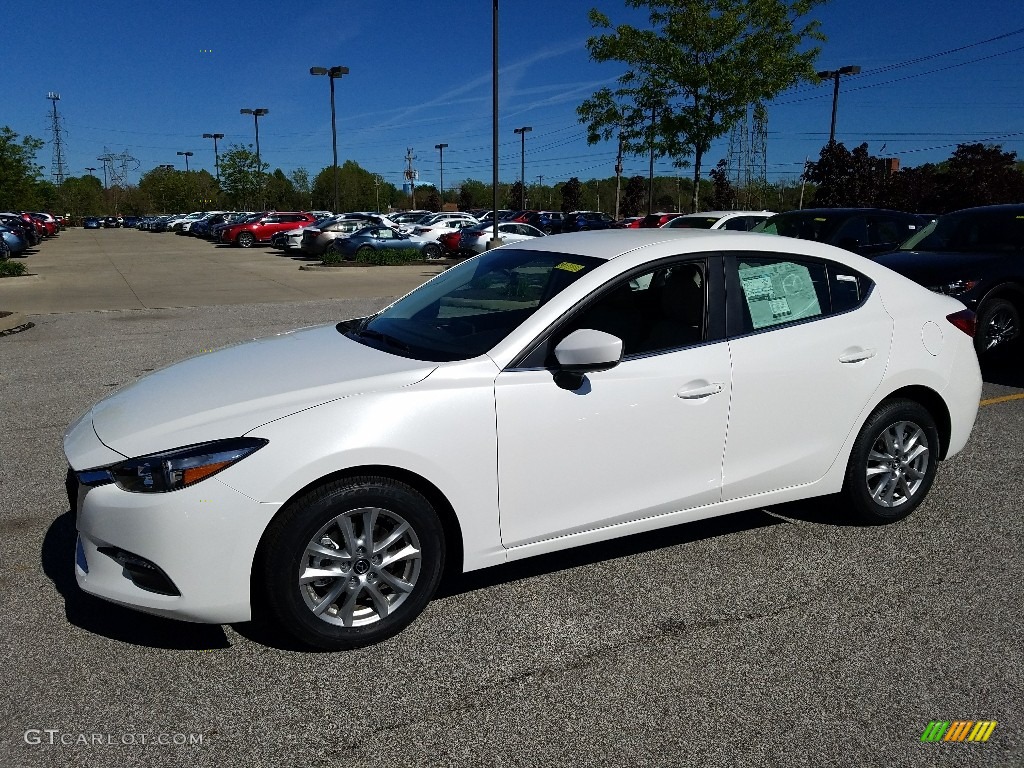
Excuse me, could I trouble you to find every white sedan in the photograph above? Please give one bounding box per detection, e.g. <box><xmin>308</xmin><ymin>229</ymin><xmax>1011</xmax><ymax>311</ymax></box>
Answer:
<box><xmin>64</xmin><ymin>230</ymin><xmax>982</xmax><ymax>650</ymax></box>
<box><xmin>459</xmin><ymin>221</ymin><xmax>545</xmax><ymax>253</ymax></box>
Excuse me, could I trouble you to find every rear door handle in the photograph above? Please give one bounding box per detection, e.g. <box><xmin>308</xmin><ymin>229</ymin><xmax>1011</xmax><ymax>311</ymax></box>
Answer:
<box><xmin>676</xmin><ymin>383</ymin><xmax>723</xmax><ymax>399</ymax></box>
<box><xmin>839</xmin><ymin>348</ymin><xmax>876</xmax><ymax>364</ymax></box>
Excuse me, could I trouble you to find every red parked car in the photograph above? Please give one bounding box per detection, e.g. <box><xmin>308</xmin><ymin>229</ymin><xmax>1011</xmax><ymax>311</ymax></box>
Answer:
<box><xmin>638</xmin><ymin>212</ymin><xmax>680</xmax><ymax>228</ymax></box>
<box><xmin>438</xmin><ymin>230</ymin><xmax>463</xmax><ymax>256</ymax></box>
<box><xmin>219</xmin><ymin>212</ymin><xmax>316</xmax><ymax>247</ymax></box>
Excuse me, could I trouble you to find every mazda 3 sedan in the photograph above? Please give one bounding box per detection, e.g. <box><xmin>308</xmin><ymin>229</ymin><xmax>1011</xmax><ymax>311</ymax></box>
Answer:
<box><xmin>64</xmin><ymin>230</ymin><xmax>982</xmax><ymax>650</ymax></box>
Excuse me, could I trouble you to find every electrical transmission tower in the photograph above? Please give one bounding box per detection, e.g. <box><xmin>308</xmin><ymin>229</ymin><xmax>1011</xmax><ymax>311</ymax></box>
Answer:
<box><xmin>46</xmin><ymin>92</ymin><xmax>70</xmax><ymax>186</ymax></box>
<box><xmin>403</xmin><ymin>147</ymin><xmax>418</xmax><ymax>207</ymax></box>
<box><xmin>724</xmin><ymin>104</ymin><xmax>769</xmax><ymax>209</ymax></box>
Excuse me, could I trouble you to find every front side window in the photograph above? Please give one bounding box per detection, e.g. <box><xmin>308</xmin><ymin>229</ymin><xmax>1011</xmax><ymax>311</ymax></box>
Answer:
<box><xmin>345</xmin><ymin>249</ymin><xmax>603</xmax><ymax>361</ymax></box>
<box><xmin>554</xmin><ymin>260</ymin><xmax>706</xmax><ymax>357</ymax></box>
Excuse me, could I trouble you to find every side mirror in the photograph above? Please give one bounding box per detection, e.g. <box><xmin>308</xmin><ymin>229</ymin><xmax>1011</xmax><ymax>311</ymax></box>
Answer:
<box><xmin>552</xmin><ymin>329</ymin><xmax>623</xmax><ymax>390</ymax></box>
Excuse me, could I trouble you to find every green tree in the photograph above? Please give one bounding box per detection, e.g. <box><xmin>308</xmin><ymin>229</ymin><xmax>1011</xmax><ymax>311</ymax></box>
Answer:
<box><xmin>506</xmin><ymin>180</ymin><xmax>525</xmax><ymax>210</ymax></box>
<box><xmin>621</xmin><ymin>175</ymin><xmax>647</xmax><ymax>217</ymax></box>
<box><xmin>0</xmin><ymin>126</ymin><xmax>45</xmax><ymax>211</ymax></box>
<box><xmin>60</xmin><ymin>175</ymin><xmax>105</xmax><ymax>218</ymax></box>
<box><xmin>578</xmin><ymin>0</ymin><xmax>824</xmax><ymax>213</ymax></box>
<box><xmin>290</xmin><ymin>167</ymin><xmax>312</xmax><ymax>209</ymax></box>
<box><xmin>709</xmin><ymin>158</ymin><xmax>735</xmax><ymax>210</ymax></box>
<box><xmin>560</xmin><ymin>177</ymin><xmax>584</xmax><ymax>213</ymax></box>
<box><xmin>265</xmin><ymin>169</ymin><xmax>296</xmax><ymax>210</ymax></box>
<box><xmin>220</xmin><ymin>144</ymin><xmax>268</xmax><ymax>210</ymax></box>
<box><xmin>457</xmin><ymin>179</ymin><xmax>491</xmax><ymax>210</ymax></box>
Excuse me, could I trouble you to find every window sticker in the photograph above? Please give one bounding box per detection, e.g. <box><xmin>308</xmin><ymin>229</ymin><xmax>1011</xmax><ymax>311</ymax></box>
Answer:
<box><xmin>555</xmin><ymin>261</ymin><xmax>585</xmax><ymax>273</ymax></box>
<box><xmin>738</xmin><ymin>261</ymin><xmax>822</xmax><ymax>329</ymax></box>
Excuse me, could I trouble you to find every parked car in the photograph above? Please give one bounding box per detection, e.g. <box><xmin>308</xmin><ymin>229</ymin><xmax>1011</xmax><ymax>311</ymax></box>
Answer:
<box><xmin>751</xmin><ymin>208</ymin><xmax>927</xmax><ymax>257</ymax></box>
<box><xmin>613</xmin><ymin>216</ymin><xmax>644</xmax><ymax>228</ymax></box>
<box><xmin>301</xmin><ymin>215</ymin><xmax>387</xmax><ymax>256</ymax></box>
<box><xmin>638</xmin><ymin>212</ymin><xmax>681</xmax><ymax>228</ymax></box>
<box><xmin>83</xmin><ymin>217</ymin><xmax>101</xmax><ymax>229</ymax></box>
<box><xmin>409</xmin><ymin>214</ymin><xmax>480</xmax><ymax>241</ymax></box>
<box><xmin>64</xmin><ymin>229</ymin><xmax>982</xmax><ymax>650</ymax></box>
<box><xmin>219</xmin><ymin>213</ymin><xmax>316</xmax><ymax>248</ymax></box>
<box><xmin>458</xmin><ymin>222</ymin><xmax>545</xmax><ymax>254</ymax></box>
<box><xmin>330</xmin><ymin>225</ymin><xmax>442</xmax><ymax>260</ymax></box>
<box><xmin>0</xmin><ymin>226</ymin><xmax>28</xmax><ymax>256</ymax></box>
<box><xmin>272</xmin><ymin>215</ymin><xmax>334</xmax><ymax>252</ymax></box>
<box><xmin>562</xmin><ymin>211</ymin><xmax>616</xmax><ymax>232</ymax></box>
<box><xmin>873</xmin><ymin>203</ymin><xmax>1024</xmax><ymax>355</ymax></box>
<box><xmin>522</xmin><ymin>210</ymin><xmax>565</xmax><ymax>234</ymax></box>
<box><xmin>664</xmin><ymin>210</ymin><xmax>775</xmax><ymax>231</ymax></box>
<box><xmin>122</xmin><ymin>216</ymin><xmax>140</xmax><ymax>228</ymax></box>
<box><xmin>103</xmin><ymin>216</ymin><xmax>120</xmax><ymax>228</ymax></box>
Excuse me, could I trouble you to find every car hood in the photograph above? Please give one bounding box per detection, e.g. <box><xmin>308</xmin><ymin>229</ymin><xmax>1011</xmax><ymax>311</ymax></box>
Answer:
<box><xmin>74</xmin><ymin>324</ymin><xmax>437</xmax><ymax>461</ymax></box>
<box><xmin>873</xmin><ymin>249</ymin><xmax>1007</xmax><ymax>282</ymax></box>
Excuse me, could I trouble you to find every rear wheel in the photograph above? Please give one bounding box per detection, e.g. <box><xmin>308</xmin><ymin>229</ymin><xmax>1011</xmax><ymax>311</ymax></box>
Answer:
<box><xmin>841</xmin><ymin>399</ymin><xmax>939</xmax><ymax>523</ymax></box>
<box><xmin>423</xmin><ymin>243</ymin><xmax>442</xmax><ymax>260</ymax></box>
<box><xmin>261</xmin><ymin>477</ymin><xmax>445</xmax><ymax>650</ymax></box>
<box><xmin>975</xmin><ymin>297</ymin><xmax>1019</xmax><ymax>355</ymax></box>
<box><xmin>236</xmin><ymin>231</ymin><xmax>255</xmax><ymax>248</ymax></box>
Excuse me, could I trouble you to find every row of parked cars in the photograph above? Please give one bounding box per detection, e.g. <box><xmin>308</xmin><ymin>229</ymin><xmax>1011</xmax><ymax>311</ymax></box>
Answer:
<box><xmin>126</xmin><ymin>203</ymin><xmax>1023</xmax><ymax>358</ymax></box>
<box><xmin>0</xmin><ymin>211</ymin><xmax>62</xmax><ymax>257</ymax></box>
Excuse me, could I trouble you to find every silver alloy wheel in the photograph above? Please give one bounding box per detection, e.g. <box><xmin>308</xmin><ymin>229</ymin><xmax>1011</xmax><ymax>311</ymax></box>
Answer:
<box><xmin>298</xmin><ymin>506</ymin><xmax>421</xmax><ymax>627</ymax></box>
<box><xmin>865</xmin><ymin>420</ymin><xmax>930</xmax><ymax>507</ymax></box>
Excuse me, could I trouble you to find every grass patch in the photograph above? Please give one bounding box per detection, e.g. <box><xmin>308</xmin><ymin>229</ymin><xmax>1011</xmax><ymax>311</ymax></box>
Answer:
<box><xmin>0</xmin><ymin>259</ymin><xmax>27</xmax><ymax>277</ymax></box>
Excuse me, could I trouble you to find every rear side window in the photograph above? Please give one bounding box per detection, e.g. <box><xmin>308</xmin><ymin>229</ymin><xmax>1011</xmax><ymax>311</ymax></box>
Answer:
<box><xmin>731</xmin><ymin>253</ymin><xmax>873</xmax><ymax>334</ymax></box>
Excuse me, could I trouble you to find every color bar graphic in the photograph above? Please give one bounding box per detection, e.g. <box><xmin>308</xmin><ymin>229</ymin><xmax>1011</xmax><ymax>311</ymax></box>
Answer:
<box><xmin>921</xmin><ymin>720</ymin><xmax>997</xmax><ymax>742</ymax></box>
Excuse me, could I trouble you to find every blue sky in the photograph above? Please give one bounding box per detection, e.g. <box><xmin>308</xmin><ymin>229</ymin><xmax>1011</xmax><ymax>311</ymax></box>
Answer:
<box><xmin>6</xmin><ymin>0</ymin><xmax>1023</xmax><ymax>194</ymax></box>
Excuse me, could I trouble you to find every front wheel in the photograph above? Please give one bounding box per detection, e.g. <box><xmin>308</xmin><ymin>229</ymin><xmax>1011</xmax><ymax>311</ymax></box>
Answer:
<box><xmin>236</xmin><ymin>231</ymin><xmax>255</xmax><ymax>248</ymax></box>
<box><xmin>975</xmin><ymin>297</ymin><xmax>1019</xmax><ymax>355</ymax></box>
<box><xmin>840</xmin><ymin>399</ymin><xmax>939</xmax><ymax>523</ymax></box>
<box><xmin>260</xmin><ymin>477</ymin><xmax>445</xmax><ymax>650</ymax></box>
<box><xmin>423</xmin><ymin>243</ymin><xmax>442</xmax><ymax>260</ymax></box>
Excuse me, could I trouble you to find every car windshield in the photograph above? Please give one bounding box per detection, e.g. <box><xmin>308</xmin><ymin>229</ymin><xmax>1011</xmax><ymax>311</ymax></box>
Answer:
<box><xmin>900</xmin><ymin>209</ymin><xmax>1024</xmax><ymax>252</ymax></box>
<box><xmin>753</xmin><ymin>212</ymin><xmax>846</xmax><ymax>242</ymax></box>
<box><xmin>670</xmin><ymin>216</ymin><xmax>721</xmax><ymax>229</ymax></box>
<box><xmin>344</xmin><ymin>248</ymin><xmax>603</xmax><ymax>362</ymax></box>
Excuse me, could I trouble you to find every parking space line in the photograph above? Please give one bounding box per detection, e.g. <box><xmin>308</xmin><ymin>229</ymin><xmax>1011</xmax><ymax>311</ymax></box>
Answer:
<box><xmin>980</xmin><ymin>393</ymin><xmax>1024</xmax><ymax>407</ymax></box>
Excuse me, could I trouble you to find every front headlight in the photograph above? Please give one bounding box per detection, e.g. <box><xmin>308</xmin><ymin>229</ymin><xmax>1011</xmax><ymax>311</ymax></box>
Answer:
<box><xmin>84</xmin><ymin>437</ymin><xmax>268</xmax><ymax>493</ymax></box>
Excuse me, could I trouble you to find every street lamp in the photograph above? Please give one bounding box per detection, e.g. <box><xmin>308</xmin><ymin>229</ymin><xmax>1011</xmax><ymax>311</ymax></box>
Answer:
<box><xmin>240</xmin><ymin>108</ymin><xmax>269</xmax><ymax>207</ymax></box>
<box><xmin>513</xmin><ymin>126</ymin><xmax>532</xmax><ymax>210</ymax></box>
<box><xmin>309</xmin><ymin>66</ymin><xmax>349</xmax><ymax>213</ymax></box>
<box><xmin>817</xmin><ymin>65</ymin><xmax>861</xmax><ymax>144</ymax></box>
<box><xmin>85</xmin><ymin>167</ymin><xmax>97</xmax><ymax>178</ymax></box>
<box><xmin>176</xmin><ymin>151</ymin><xmax>193</xmax><ymax>172</ymax></box>
<box><xmin>202</xmin><ymin>133</ymin><xmax>224</xmax><ymax>182</ymax></box>
<box><xmin>435</xmin><ymin>143</ymin><xmax>448</xmax><ymax>209</ymax></box>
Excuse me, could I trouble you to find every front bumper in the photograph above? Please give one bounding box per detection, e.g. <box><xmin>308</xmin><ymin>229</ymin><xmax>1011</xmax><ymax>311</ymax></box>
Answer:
<box><xmin>67</xmin><ymin>423</ymin><xmax>281</xmax><ymax>624</ymax></box>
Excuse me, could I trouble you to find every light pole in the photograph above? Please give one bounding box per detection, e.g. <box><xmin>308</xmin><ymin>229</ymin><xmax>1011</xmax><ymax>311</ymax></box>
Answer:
<box><xmin>240</xmin><ymin>108</ymin><xmax>269</xmax><ymax>207</ymax></box>
<box><xmin>85</xmin><ymin>167</ymin><xmax>97</xmax><ymax>178</ymax></box>
<box><xmin>96</xmin><ymin>158</ymin><xmax>108</xmax><ymax>189</ymax></box>
<box><xmin>817</xmin><ymin>65</ymin><xmax>861</xmax><ymax>144</ymax></box>
<box><xmin>309</xmin><ymin>66</ymin><xmax>349</xmax><ymax>213</ymax></box>
<box><xmin>202</xmin><ymin>133</ymin><xmax>224</xmax><ymax>182</ymax></box>
<box><xmin>435</xmin><ymin>143</ymin><xmax>448</xmax><ymax>209</ymax></box>
<box><xmin>158</xmin><ymin>164</ymin><xmax>174</xmax><ymax>212</ymax></box>
<box><xmin>176</xmin><ymin>151</ymin><xmax>193</xmax><ymax>172</ymax></box>
<box><xmin>513</xmin><ymin>126</ymin><xmax>532</xmax><ymax>210</ymax></box>
<box><xmin>489</xmin><ymin>0</ymin><xmax>501</xmax><ymax>250</ymax></box>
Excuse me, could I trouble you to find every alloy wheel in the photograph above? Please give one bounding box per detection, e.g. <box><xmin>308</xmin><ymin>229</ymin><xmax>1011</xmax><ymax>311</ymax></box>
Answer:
<box><xmin>864</xmin><ymin>420</ymin><xmax>930</xmax><ymax>508</ymax></box>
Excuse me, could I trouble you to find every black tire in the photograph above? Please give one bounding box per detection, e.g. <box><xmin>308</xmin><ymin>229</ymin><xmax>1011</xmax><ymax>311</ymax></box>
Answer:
<box><xmin>423</xmin><ymin>243</ymin><xmax>442</xmax><ymax>260</ymax></box>
<box><xmin>260</xmin><ymin>476</ymin><xmax>445</xmax><ymax>650</ymax></box>
<box><xmin>975</xmin><ymin>297</ymin><xmax>1019</xmax><ymax>355</ymax></box>
<box><xmin>236</xmin><ymin>231</ymin><xmax>255</xmax><ymax>248</ymax></box>
<box><xmin>840</xmin><ymin>399</ymin><xmax>940</xmax><ymax>524</ymax></box>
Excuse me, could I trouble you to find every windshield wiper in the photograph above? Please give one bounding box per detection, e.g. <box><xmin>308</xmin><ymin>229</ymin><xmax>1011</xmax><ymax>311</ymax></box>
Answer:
<box><xmin>351</xmin><ymin>328</ymin><xmax>411</xmax><ymax>353</ymax></box>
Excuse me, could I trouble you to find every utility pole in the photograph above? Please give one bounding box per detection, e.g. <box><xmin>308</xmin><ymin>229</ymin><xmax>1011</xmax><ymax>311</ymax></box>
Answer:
<box><xmin>435</xmin><ymin>143</ymin><xmax>448</xmax><ymax>209</ymax></box>
<box><xmin>614</xmin><ymin>134</ymin><xmax>623</xmax><ymax>220</ymax></box>
<box><xmin>648</xmin><ymin>105</ymin><xmax>657</xmax><ymax>214</ymax></box>
<box><xmin>404</xmin><ymin>147</ymin><xmax>418</xmax><ymax>208</ymax></box>
<box><xmin>536</xmin><ymin>175</ymin><xmax>544</xmax><ymax>208</ymax></box>
<box><xmin>47</xmin><ymin>92</ymin><xmax>69</xmax><ymax>186</ymax></box>
<box><xmin>513</xmin><ymin>126</ymin><xmax>532</xmax><ymax>210</ymax></box>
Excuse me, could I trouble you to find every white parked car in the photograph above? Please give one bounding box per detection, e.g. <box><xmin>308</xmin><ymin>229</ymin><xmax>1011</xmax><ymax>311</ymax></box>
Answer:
<box><xmin>459</xmin><ymin>221</ymin><xmax>545</xmax><ymax>253</ymax></box>
<box><xmin>663</xmin><ymin>210</ymin><xmax>775</xmax><ymax>231</ymax></box>
<box><xmin>65</xmin><ymin>230</ymin><xmax>982</xmax><ymax>650</ymax></box>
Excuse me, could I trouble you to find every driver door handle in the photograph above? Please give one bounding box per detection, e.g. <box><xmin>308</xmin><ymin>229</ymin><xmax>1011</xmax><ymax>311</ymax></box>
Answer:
<box><xmin>677</xmin><ymin>383</ymin><xmax>723</xmax><ymax>399</ymax></box>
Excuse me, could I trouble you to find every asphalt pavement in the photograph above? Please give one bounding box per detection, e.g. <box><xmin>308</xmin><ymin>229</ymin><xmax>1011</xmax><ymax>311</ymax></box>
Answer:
<box><xmin>0</xmin><ymin>229</ymin><xmax>1021</xmax><ymax>767</ymax></box>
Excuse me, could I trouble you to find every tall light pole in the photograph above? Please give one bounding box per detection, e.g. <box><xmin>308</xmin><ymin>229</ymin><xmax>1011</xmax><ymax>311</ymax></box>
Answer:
<box><xmin>176</xmin><ymin>151</ymin><xmax>193</xmax><ymax>172</ymax></box>
<box><xmin>817</xmin><ymin>65</ymin><xmax>861</xmax><ymax>144</ymax></box>
<box><xmin>513</xmin><ymin>126</ymin><xmax>532</xmax><ymax>210</ymax></box>
<box><xmin>435</xmin><ymin>143</ymin><xmax>448</xmax><ymax>209</ymax></box>
<box><xmin>489</xmin><ymin>0</ymin><xmax>501</xmax><ymax>250</ymax></box>
<box><xmin>240</xmin><ymin>108</ymin><xmax>269</xmax><ymax>208</ymax></box>
<box><xmin>202</xmin><ymin>133</ymin><xmax>224</xmax><ymax>182</ymax></box>
<box><xmin>158</xmin><ymin>164</ymin><xmax>174</xmax><ymax>212</ymax></box>
<box><xmin>310</xmin><ymin>66</ymin><xmax>349</xmax><ymax>213</ymax></box>
<box><xmin>85</xmin><ymin>167</ymin><xmax>97</xmax><ymax>178</ymax></box>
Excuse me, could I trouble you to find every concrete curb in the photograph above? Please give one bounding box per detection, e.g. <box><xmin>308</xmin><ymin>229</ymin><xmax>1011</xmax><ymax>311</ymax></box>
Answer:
<box><xmin>0</xmin><ymin>311</ymin><xmax>33</xmax><ymax>336</ymax></box>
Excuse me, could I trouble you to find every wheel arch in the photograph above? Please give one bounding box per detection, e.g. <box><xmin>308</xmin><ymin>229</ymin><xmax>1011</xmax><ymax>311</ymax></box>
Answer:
<box><xmin>252</xmin><ymin>464</ymin><xmax>465</xmax><ymax>589</ymax></box>
<box><xmin>878</xmin><ymin>385</ymin><xmax>952</xmax><ymax>460</ymax></box>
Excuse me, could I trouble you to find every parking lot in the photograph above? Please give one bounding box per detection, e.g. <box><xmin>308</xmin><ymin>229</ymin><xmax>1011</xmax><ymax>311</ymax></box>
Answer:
<box><xmin>1</xmin><ymin>229</ymin><xmax>1021</xmax><ymax>767</ymax></box>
